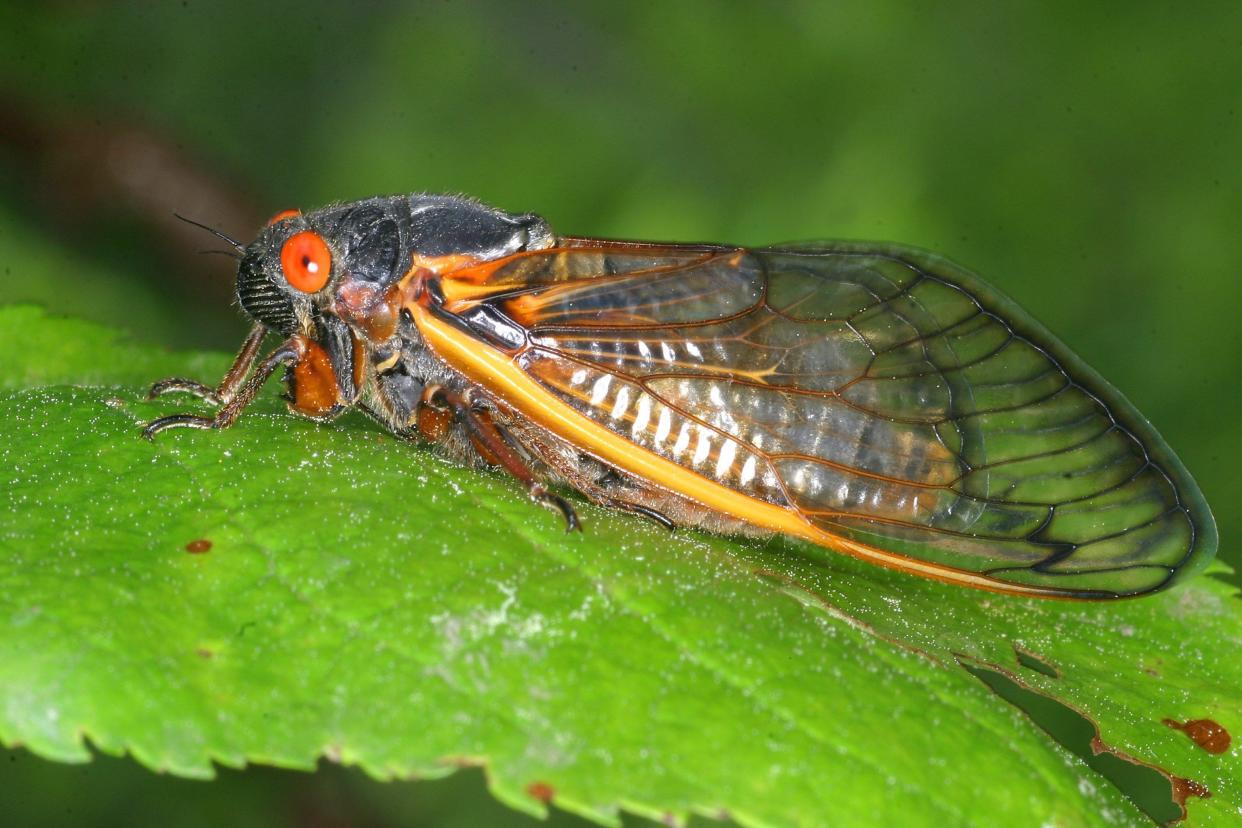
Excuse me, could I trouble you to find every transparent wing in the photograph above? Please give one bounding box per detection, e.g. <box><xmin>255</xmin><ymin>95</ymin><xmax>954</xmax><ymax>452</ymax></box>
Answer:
<box><xmin>438</xmin><ymin>240</ymin><xmax>1216</xmax><ymax>597</ymax></box>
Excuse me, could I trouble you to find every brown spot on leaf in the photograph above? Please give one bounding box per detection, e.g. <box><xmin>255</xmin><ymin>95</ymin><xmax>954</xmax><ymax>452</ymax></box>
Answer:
<box><xmin>1163</xmin><ymin>718</ymin><xmax>1231</xmax><ymax>755</ymax></box>
<box><xmin>525</xmin><ymin>781</ymin><xmax>555</xmax><ymax>803</ymax></box>
<box><xmin>195</xmin><ymin>647</ymin><xmax>214</xmax><ymax>659</ymax></box>
<box><xmin>185</xmin><ymin>539</ymin><xmax>212</xmax><ymax>554</ymax></box>
<box><xmin>1171</xmin><ymin>777</ymin><xmax>1212</xmax><ymax>807</ymax></box>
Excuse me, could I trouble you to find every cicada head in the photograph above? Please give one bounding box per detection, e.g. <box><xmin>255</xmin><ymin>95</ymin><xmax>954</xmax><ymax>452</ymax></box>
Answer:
<box><xmin>235</xmin><ymin>208</ymin><xmax>352</xmax><ymax>337</ymax></box>
<box><xmin>241</xmin><ymin>200</ymin><xmax>413</xmax><ymax>347</ymax></box>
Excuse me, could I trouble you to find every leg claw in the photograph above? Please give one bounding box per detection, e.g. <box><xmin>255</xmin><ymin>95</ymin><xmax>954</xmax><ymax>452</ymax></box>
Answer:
<box><xmin>142</xmin><ymin>414</ymin><xmax>215</xmax><ymax>440</ymax></box>
<box><xmin>531</xmin><ymin>485</ymin><xmax>581</xmax><ymax>532</ymax></box>
<box><xmin>146</xmin><ymin>378</ymin><xmax>220</xmax><ymax>404</ymax></box>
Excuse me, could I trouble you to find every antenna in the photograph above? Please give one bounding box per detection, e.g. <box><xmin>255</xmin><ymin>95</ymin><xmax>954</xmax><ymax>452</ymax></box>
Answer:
<box><xmin>173</xmin><ymin>212</ymin><xmax>244</xmax><ymax>252</ymax></box>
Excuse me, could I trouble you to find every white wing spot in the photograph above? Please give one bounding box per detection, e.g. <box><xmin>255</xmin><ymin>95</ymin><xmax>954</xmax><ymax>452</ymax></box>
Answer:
<box><xmin>631</xmin><ymin>394</ymin><xmax>652</xmax><ymax>437</ymax></box>
<box><xmin>715</xmin><ymin>439</ymin><xmax>738</xmax><ymax>479</ymax></box>
<box><xmin>672</xmin><ymin>423</ymin><xmax>691</xmax><ymax>457</ymax></box>
<box><xmin>570</xmin><ymin>369</ymin><xmax>587</xmax><ymax>387</ymax></box>
<box><xmin>654</xmin><ymin>408</ymin><xmax>673</xmax><ymax>445</ymax></box>
<box><xmin>610</xmin><ymin>386</ymin><xmax>631</xmax><ymax>420</ymax></box>
<box><xmin>685</xmin><ymin>340</ymin><xmax>703</xmax><ymax>359</ymax></box>
<box><xmin>590</xmin><ymin>375</ymin><xmax>611</xmax><ymax>406</ymax></box>
<box><xmin>692</xmin><ymin>429</ymin><xmax>712</xmax><ymax>466</ymax></box>
<box><xmin>660</xmin><ymin>342</ymin><xmax>676</xmax><ymax>362</ymax></box>
<box><xmin>739</xmin><ymin>455</ymin><xmax>757</xmax><ymax>486</ymax></box>
<box><xmin>637</xmin><ymin>340</ymin><xmax>652</xmax><ymax>359</ymax></box>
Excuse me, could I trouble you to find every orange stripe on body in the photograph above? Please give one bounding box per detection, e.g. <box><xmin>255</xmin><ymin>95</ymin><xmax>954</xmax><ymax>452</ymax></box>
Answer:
<box><xmin>409</xmin><ymin>300</ymin><xmax>1076</xmax><ymax>600</ymax></box>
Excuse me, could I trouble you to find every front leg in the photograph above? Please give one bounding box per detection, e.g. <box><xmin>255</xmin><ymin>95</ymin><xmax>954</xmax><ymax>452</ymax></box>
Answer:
<box><xmin>143</xmin><ymin>337</ymin><xmax>306</xmax><ymax>439</ymax></box>
<box><xmin>147</xmin><ymin>323</ymin><xmax>268</xmax><ymax>405</ymax></box>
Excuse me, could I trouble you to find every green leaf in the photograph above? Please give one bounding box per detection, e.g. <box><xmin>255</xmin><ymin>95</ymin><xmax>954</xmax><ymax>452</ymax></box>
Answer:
<box><xmin>2</xmin><ymin>305</ymin><xmax>1238</xmax><ymax>827</ymax></box>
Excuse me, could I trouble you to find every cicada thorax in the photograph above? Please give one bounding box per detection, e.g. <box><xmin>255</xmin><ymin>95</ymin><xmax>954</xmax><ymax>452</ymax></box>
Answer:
<box><xmin>229</xmin><ymin>194</ymin><xmax>554</xmax><ymax>423</ymax></box>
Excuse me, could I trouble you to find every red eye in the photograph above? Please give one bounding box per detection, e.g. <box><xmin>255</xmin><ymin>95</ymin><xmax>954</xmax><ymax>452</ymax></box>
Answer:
<box><xmin>267</xmin><ymin>208</ymin><xmax>301</xmax><ymax>225</ymax></box>
<box><xmin>281</xmin><ymin>230</ymin><xmax>332</xmax><ymax>293</ymax></box>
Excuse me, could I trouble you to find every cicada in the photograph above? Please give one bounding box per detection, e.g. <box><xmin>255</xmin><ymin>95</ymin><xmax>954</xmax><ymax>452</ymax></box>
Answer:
<box><xmin>144</xmin><ymin>194</ymin><xmax>1216</xmax><ymax>599</ymax></box>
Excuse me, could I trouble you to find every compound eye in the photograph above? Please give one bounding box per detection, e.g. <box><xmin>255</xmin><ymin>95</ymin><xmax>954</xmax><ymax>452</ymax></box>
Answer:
<box><xmin>280</xmin><ymin>230</ymin><xmax>332</xmax><ymax>293</ymax></box>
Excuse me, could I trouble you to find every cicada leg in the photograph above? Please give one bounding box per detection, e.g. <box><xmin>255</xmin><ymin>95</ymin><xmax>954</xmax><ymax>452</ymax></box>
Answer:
<box><xmin>591</xmin><ymin>472</ymin><xmax>676</xmax><ymax>531</ymax></box>
<box><xmin>494</xmin><ymin>421</ymin><xmax>677</xmax><ymax>532</ymax></box>
<box><xmin>147</xmin><ymin>323</ymin><xmax>268</xmax><ymax>405</ymax></box>
<box><xmin>142</xmin><ymin>337</ymin><xmax>305</xmax><ymax>439</ymax></box>
<box><xmin>425</xmin><ymin>386</ymin><xmax>582</xmax><ymax>533</ymax></box>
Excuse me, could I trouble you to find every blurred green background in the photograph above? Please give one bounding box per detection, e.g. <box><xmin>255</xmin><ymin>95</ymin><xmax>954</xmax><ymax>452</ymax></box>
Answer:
<box><xmin>1</xmin><ymin>1</ymin><xmax>1237</xmax><ymax>825</ymax></box>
